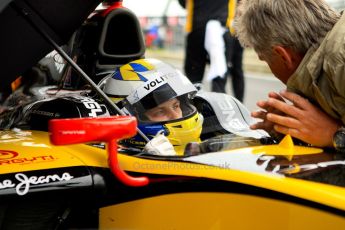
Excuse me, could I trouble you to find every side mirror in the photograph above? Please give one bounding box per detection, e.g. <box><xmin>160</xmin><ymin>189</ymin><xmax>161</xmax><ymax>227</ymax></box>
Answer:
<box><xmin>49</xmin><ymin>116</ymin><xmax>149</xmax><ymax>187</ymax></box>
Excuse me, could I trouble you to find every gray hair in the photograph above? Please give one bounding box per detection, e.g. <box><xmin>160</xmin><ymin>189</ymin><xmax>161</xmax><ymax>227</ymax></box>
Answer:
<box><xmin>235</xmin><ymin>0</ymin><xmax>340</xmax><ymax>54</ymax></box>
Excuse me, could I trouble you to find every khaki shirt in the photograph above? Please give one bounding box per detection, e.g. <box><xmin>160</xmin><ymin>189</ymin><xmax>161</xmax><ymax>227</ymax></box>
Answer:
<box><xmin>287</xmin><ymin>13</ymin><xmax>345</xmax><ymax>124</ymax></box>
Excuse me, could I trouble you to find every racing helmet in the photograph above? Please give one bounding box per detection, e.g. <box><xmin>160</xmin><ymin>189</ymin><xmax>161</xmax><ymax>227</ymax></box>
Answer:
<box><xmin>102</xmin><ymin>62</ymin><xmax>142</xmax><ymax>105</ymax></box>
<box><xmin>104</xmin><ymin>58</ymin><xmax>203</xmax><ymax>155</ymax></box>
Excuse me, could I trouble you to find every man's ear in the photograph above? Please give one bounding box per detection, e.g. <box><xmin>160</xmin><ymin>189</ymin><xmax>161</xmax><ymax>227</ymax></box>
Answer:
<box><xmin>273</xmin><ymin>46</ymin><xmax>303</xmax><ymax>71</ymax></box>
<box><xmin>273</xmin><ymin>46</ymin><xmax>296</xmax><ymax>70</ymax></box>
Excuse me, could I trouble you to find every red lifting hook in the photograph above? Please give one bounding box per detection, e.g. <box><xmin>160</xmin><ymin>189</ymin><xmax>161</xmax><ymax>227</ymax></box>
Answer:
<box><xmin>49</xmin><ymin>116</ymin><xmax>149</xmax><ymax>187</ymax></box>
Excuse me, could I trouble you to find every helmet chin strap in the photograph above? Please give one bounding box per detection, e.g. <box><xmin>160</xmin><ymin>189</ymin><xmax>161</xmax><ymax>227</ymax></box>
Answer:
<box><xmin>16</xmin><ymin>2</ymin><xmax>150</xmax><ymax>142</ymax></box>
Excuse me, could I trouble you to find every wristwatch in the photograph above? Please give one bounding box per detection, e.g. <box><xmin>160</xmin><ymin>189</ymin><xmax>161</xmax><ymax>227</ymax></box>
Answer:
<box><xmin>333</xmin><ymin>126</ymin><xmax>345</xmax><ymax>153</ymax></box>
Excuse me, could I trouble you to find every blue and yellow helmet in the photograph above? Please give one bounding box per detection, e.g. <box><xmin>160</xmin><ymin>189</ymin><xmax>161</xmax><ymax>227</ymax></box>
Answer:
<box><xmin>103</xmin><ymin>58</ymin><xmax>203</xmax><ymax>155</ymax></box>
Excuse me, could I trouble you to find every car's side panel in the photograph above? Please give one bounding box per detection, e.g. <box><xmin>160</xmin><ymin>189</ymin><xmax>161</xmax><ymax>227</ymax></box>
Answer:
<box><xmin>100</xmin><ymin>192</ymin><xmax>345</xmax><ymax>229</ymax></box>
<box><xmin>118</xmin><ymin>154</ymin><xmax>345</xmax><ymax>212</ymax></box>
<box><xmin>0</xmin><ymin>130</ymin><xmax>108</xmax><ymax>174</ymax></box>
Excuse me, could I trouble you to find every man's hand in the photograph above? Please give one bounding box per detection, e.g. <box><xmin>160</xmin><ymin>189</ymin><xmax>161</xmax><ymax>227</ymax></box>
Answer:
<box><xmin>250</xmin><ymin>91</ymin><xmax>284</xmax><ymax>136</ymax></box>
<box><xmin>253</xmin><ymin>90</ymin><xmax>339</xmax><ymax>147</ymax></box>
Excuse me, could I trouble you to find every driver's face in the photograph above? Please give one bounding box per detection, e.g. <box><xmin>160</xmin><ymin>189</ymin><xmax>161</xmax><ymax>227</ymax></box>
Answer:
<box><xmin>145</xmin><ymin>98</ymin><xmax>182</xmax><ymax>122</ymax></box>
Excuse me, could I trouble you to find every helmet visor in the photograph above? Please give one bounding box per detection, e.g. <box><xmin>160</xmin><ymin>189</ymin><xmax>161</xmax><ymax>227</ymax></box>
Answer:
<box><xmin>126</xmin><ymin>93</ymin><xmax>196</xmax><ymax>123</ymax></box>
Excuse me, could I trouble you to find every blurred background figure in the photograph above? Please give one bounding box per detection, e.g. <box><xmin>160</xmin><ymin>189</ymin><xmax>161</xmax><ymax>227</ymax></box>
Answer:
<box><xmin>226</xmin><ymin>20</ymin><xmax>245</xmax><ymax>102</ymax></box>
<box><xmin>145</xmin><ymin>24</ymin><xmax>163</xmax><ymax>49</ymax></box>
<box><xmin>178</xmin><ymin>0</ymin><xmax>245</xmax><ymax>102</ymax></box>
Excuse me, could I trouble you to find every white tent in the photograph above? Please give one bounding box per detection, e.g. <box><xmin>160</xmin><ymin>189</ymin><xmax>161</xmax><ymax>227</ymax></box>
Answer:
<box><xmin>122</xmin><ymin>0</ymin><xmax>186</xmax><ymax>17</ymax></box>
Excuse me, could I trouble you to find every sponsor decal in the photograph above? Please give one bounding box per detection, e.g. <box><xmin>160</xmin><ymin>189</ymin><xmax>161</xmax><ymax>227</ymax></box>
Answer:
<box><xmin>0</xmin><ymin>172</ymin><xmax>73</xmax><ymax>196</ymax></box>
<box><xmin>81</xmin><ymin>97</ymin><xmax>103</xmax><ymax>117</ymax></box>
<box><xmin>31</xmin><ymin>110</ymin><xmax>56</xmax><ymax>117</ymax></box>
<box><xmin>60</xmin><ymin>130</ymin><xmax>86</xmax><ymax>135</ymax></box>
<box><xmin>143</xmin><ymin>76</ymin><xmax>167</xmax><ymax>91</ymax></box>
<box><xmin>0</xmin><ymin>150</ymin><xmax>18</xmax><ymax>160</ymax></box>
<box><xmin>127</xmin><ymin>75</ymin><xmax>169</xmax><ymax>104</ymax></box>
<box><xmin>217</xmin><ymin>99</ymin><xmax>235</xmax><ymax>121</ymax></box>
<box><xmin>217</xmin><ymin>99</ymin><xmax>247</xmax><ymax>130</ymax></box>
<box><xmin>0</xmin><ymin>150</ymin><xmax>56</xmax><ymax>165</ymax></box>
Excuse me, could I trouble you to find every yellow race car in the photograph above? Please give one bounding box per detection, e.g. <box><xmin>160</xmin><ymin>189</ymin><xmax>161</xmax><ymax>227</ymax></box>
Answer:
<box><xmin>0</xmin><ymin>0</ymin><xmax>345</xmax><ymax>229</ymax></box>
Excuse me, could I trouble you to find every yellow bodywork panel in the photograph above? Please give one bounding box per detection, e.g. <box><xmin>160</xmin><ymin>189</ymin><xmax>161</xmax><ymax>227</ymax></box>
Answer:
<box><xmin>0</xmin><ymin>130</ymin><xmax>108</xmax><ymax>174</ymax></box>
<box><xmin>118</xmin><ymin>153</ymin><xmax>345</xmax><ymax>211</ymax></box>
<box><xmin>100</xmin><ymin>192</ymin><xmax>345</xmax><ymax>230</ymax></box>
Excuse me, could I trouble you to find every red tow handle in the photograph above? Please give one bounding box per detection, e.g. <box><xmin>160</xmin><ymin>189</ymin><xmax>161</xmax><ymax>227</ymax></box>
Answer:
<box><xmin>49</xmin><ymin>116</ymin><xmax>149</xmax><ymax>187</ymax></box>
